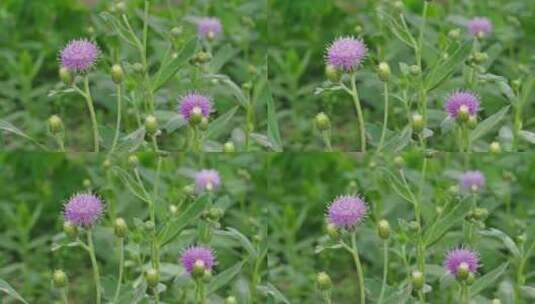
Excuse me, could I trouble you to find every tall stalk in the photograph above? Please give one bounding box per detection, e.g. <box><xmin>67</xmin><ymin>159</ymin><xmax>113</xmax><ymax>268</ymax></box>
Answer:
<box><xmin>86</xmin><ymin>230</ymin><xmax>101</xmax><ymax>304</ymax></box>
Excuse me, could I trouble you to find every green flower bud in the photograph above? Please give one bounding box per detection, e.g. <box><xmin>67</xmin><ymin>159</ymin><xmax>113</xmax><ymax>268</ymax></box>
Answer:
<box><xmin>145</xmin><ymin>221</ymin><xmax>155</xmax><ymax>231</ymax></box>
<box><xmin>393</xmin><ymin>1</ymin><xmax>403</xmax><ymax>9</ymax></box>
<box><xmin>111</xmin><ymin>64</ymin><xmax>124</xmax><ymax>84</ymax></box>
<box><xmin>394</xmin><ymin>156</ymin><xmax>405</xmax><ymax>168</ymax></box>
<box><xmin>315</xmin><ymin>112</ymin><xmax>331</xmax><ymax>131</ymax></box>
<box><xmin>326</xmin><ymin>223</ymin><xmax>339</xmax><ymax>239</ymax></box>
<box><xmin>59</xmin><ymin>67</ymin><xmax>73</xmax><ymax>86</ymax></box>
<box><xmin>83</xmin><ymin>179</ymin><xmax>92</xmax><ymax>189</ymax></box>
<box><xmin>171</xmin><ymin>26</ymin><xmax>183</xmax><ymax>38</ymax></box>
<box><xmin>102</xmin><ymin>158</ymin><xmax>112</xmax><ymax>170</ymax></box>
<box><xmin>145</xmin><ymin>268</ymin><xmax>159</xmax><ymax>287</ymax></box>
<box><xmin>457</xmin><ymin>262</ymin><xmax>470</xmax><ymax>281</ymax></box>
<box><xmin>223</xmin><ymin>141</ymin><xmax>236</xmax><ymax>153</ymax></box>
<box><xmin>408</xmin><ymin>221</ymin><xmax>420</xmax><ymax>232</ymax></box>
<box><xmin>473</xmin><ymin>52</ymin><xmax>488</xmax><ymax>64</ymax></box>
<box><xmin>377</xmin><ymin>219</ymin><xmax>391</xmax><ymax>240</ymax></box>
<box><xmin>114</xmin><ymin>217</ymin><xmax>128</xmax><ymax>238</ymax></box>
<box><xmin>411</xmin><ymin>113</ymin><xmax>425</xmax><ymax>132</ymax></box>
<box><xmin>189</xmin><ymin>107</ymin><xmax>203</xmax><ymax>126</ymax></box>
<box><xmin>468</xmin><ymin>115</ymin><xmax>478</xmax><ymax>128</ymax></box>
<box><xmin>207</xmin><ymin>207</ymin><xmax>224</xmax><ymax>221</ymax></box>
<box><xmin>195</xmin><ymin>52</ymin><xmax>212</xmax><ymax>64</ymax></box>
<box><xmin>86</xmin><ymin>26</ymin><xmax>96</xmax><ymax>36</ymax></box>
<box><xmin>128</xmin><ymin>154</ymin><xmax>139</xmax><ymax>167</ymax></box>
<box><xmin>316</xmin><ymin>272</ymin><xmax>332</xmax><ymax>291</ymax></box>
<box><xmin>448</xmin><ymin>28</ymin><xmax>461</xmax><ymax>40</ymax></box>
<box><xmin>183</xmin><ymin>184</ymin><xmax>195</xmax><ymax>196</ymax></box>
<box><xmin>377</xmin><ymin>62</ymin><xmax>391</xmax><ymax>82</ymax></box>
<box><xmin>512</xmin><ymin>79</ymin><xmax>522</xmax><ymax>91</ymax></box>
<box><xmin>133</xmin><ymin>62</ymin><xmax>144</xmax><ymax>73</ymax></box>
<box><xmin>169</xmin><ymin>204</ymin><xmax>178</xmax><ymax>215</ymax></box>
<box><xmin>472</xmin><ymin>208</ymin><xmax>488</xmax><ymax>221</ymax></box>
<box><xmin>491</xmin><ymin>299</ymin><xmax>502</xmax><ymax>304</ymax></box>
<box><xmin>53</xmin><ymin>269</ymin><xmax>68</xmax><ymax>288</ymax></box>
<box><xmin>411</xmin><ymin>270</ymin><xmax>425</xmax><ymax>289</ymax></box>
<box><xmin>489</xmin><ymin>141</ymin><xmax>501</xmax><ymax>153</ymax></box>
<box><xmin>63</xmin><ymin>221</ymin><xmax>78</xmax><ymax>239</ymax></box>
<box><xmin>242</xmin><ymin>82</ymin><xmax>253</xmax><ymax>91</ymax></box>
<box><xmin>409</xmin><ymin>65</ymin><xmax>421</xmax><ymax>76</ymax></box>
<box><xmin>48</xmin><ymin>115</ymin><xmax>64</xmax><ymax>134</ymax></box>
<box><xmin>115</xmin><ymin>1</ymin><xmax>127</xmax><ymax>14</ymax></box>
<box><xmin>354</xmin><ymin>25</ymin><xmax>363</xmax><ymax>35</ymax></box>
<box><xmin>192</xmin><ymin>260</ymin><xmax>206</xmax><ymax>279</ymax></box>
<box><xmin>466</xmin><ymin>272</ymin><xmax>476</xmax><ymax>285</ymax></box>
<box><xmin>144</xmin><ymin>115</ymin><xmax>158</xmax><ymax>134</ymax></box>
<box><xmin>203</xmin><ymin>270</ymin><xmax>213</xmax><ymax>283</ymax></box>
<box><xmin>224</xmin><ymin>296</ymin><xmax>238</xmax><ymax>304</ymax></box>
<box><xmin>325</xmin><ymin>64</ymin><xmax>341</xmax><ymax>82</ymax></box>
<box><xmin>199</xmin><ymin>117</ymin><xmax>209</xmax><ymax>131</ymax></box>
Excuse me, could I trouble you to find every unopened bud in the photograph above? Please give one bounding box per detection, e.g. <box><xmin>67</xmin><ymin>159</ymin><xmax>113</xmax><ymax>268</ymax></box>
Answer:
<box><xmin>408</xmin><ymin>221</ymin><xmax>420</xmax><ymax>232</ymax></box>
<box><xmin>145</xmin><ymin>268</ymin><xmax>159</xmax><ymax>287</ymax></box>
<box><xmin>59</xmin><ymin>67</ymin><xmax>73</xmax><ymax>86</ymax></box>
<box><xmin>394</xmin><ymin>156</ymin><xmax>405</xmax><ymax>168</ymax></box>
<box><xmin>207</xmin><ymin>207</ymin><xmax>224</xmax><ymax>221</ymax></box>
<box><xmin>195</xmin><ymin>52</ymin><xmax>212</xmax><ymax>64</ymax></box>
<box><xmin>225</xmin><ymin>296</ymin><xmax>238</xmax><ymax>304</ymax></box>
<box><xmin>115</xmin><ymin>1</ymin><xmax>126</xmax><ymax>13</ymax></box>
<box><xmin>128</xmin><ymin>154</ymin><xmax>139</xmax><ymax>167</ymax></box>
<box><xmin>472</xmin><ymin>208</ymin><xmax>488</xmax><ymax>221</ymax></box>
<box><xmin>325</xmin><ymin>64</ymin><xmax>341</xmax><ymax>82</ymax></box>
<box><xmin>114</xmin><ymin>217</ymin><xmax>128</xmax><ymax>238</ymax></box>
<box><xmin>466</xmin><ymin>272</ymin><xmax>476</xmax><ymax>285</ymax></box>
<box><xmin>48</xmin><ymin>115</ymin><xmax>64</xmax><ymax>134</ymax></box>
<box><xmin>448</xmin><ymin>28</ymin><xmax>461</xmax><ymax>40</ymax></box>
<box><xmin>326</xmin><ymin>223</ymin><xmax>339</xmax><ymax>239</ymax></box>
<box><xmin>468</xmin><ymin>115</ymin><xmax>478</xmax><ymax>128</ymax></box>
<box><xmin>171</xmin><ymin>26</ymin><xmax>182</xmax><ymax>38</ymax></box>
<box><xmin>377</xmin><ymin>62</ymin><xmax>391</xmax><ymax>82</ymax></box>
<box><xmin>411</xmin><ymin>271</ymin><xmax>424</xmax><ymax>289</ymax></box>
<box><xmin>111</xmin><ymin>64</ymin><xmax>124</xmax><ymax>84</ymax></box>
<box><xmin>169</xmin><ymin>204</ymin><xmax>178</xmax><ymax>215</ymax></box>
<box><xmin>53</xmin><ymin>269</ymin><xmax>68</xmax><ymax>288</ymax></box>
<box><xmin>491</xmin><ymin>299</ymin><xmax>502</xmax><ymax>304</ymax></box>
<box><xmin>83</xmin><ymin>179</ymin><xmax>92</xmax><ymax>188</ymax></box>
<box><xmin>199</xmin><ymin>117</ymin><xmax>209</xmax><ymax>131</ymax></box>
<box><xmin>183</xmin><ymin>184</ymin><xmax>195</xmax><ymax>196</ymax></box>
<box><xmin>377</xmin><ymin>219</ymin><xmax>391</xmax><ymax>240</ymax></box>
<box><xmin>411</xmin><ymin>113</ymin><xmax>425</xmax><ymax>132</ymax></box>
<box><xmin>354</xmin><ymin>25</ymin><xmax>363</xmax><ymax>35</ymax></box>
<box><xmin>144</xmin><ymin>221</ymin><xmax>155</xmax><ymax>231</ymax></box>
<box><xmin>316</xmin><ymin>272</ymin><xmax>332</xmax><ymax>290</ymax></box>
<box><xmin>489</xmin><ymin>141</ymin><xmax>501</xmax><ymax>154</ymax></box>
<box><xmin>409</xmin><ymin>65</ymin><xmax>421</xmax><ymax>76</ymax></box>
<box><xmin>315</xmin><ymin>112</ymin><xmax>331</xmax><ymax>131</ymax></box>
<box><xmin>473</xmin><ymin>52</ymin><xmax>488</xmax><ymax>64</ymax></box>
<box><xmin>457</xmin><ymin>262</ymin><xmax>470</xmax><ymax>280</ymax></box>
<box><xmin>223</xmin><ymin>141</ymin><xmax>235</xmax><ymax>152</ymax></box>
<box><xmin>145</xmin><ymin>115</ymin><xmax>158</xmax><ymax>134</ymax></box>
<box><xmin>63</xmin><ymin>221</ymin><xmax>78</xmax><ymax>239</ymax></box>
<box><xmin>133</xmin><ymin>62</ymin><xmax>144</xmax><ymax>73</ymax></box>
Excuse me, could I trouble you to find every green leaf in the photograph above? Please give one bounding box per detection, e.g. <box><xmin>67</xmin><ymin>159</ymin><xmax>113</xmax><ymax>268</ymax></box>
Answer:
<box><xmin>479</xmin><ymin>228</ymin><xmax>520</xmax><ymax>257</ymax></box>
<box><xmin>470</xmin><ymin>263</ymin><xmax>509</xmax><ymax>296</ymax></box>
<box><xmin>257</xmin><ymin>283</ymin><xmax>290</xmax><ymax>304</ymax></box>
<box><xmin>423</xmin><ymin>199</ymin><xmax>471</xmax><ymax>247</ymax></box>
<box><xmin>157</xmin><ymin>196</ymin><xmax>209</xmax><ymax>246</ymax></box>
<box><xmin>205</xmin><ymin>106</ymin><xmax>239</xmax><ymax>139</ymax></box>
<box><xmin>151</xmin><ymin>38</ymin><xmax>198</xmax><ymax>92</ymax></box>
<box><xmin>519</xmin><ymin>130</ymin><xmax>535</xmax><ymax>144</ymax></box>
<box><xmin>217</xmin><ymin>227</ymin><xmax>257</xmax><ymax>257</ymax></box>
<box><xmin>521</xmin><ymin>286</ymin><xmax>535</xmax><ymax>299</ymax></box>
<box><xmin>0</xmin><ymin>279</ymin><xmax>28</xmax><ymax>304</ymax></box>
<box><xmin>0</xmin><ymin>120</ymin><xmax>47</xmax><ymax>150</ymax></box>
<box><xmin>209</xmin><ymin>45</ymin><xmax>239</xmax><ymax>72</ymax></box>
<box><xmin>266</xmin><ymin>84</ymin><xmax>283</xmax><ymax>151</ymax></box>
<box><xmin>424</xmin><ymin>42</ymin><xmax>472</xmax><ymax>91</ymax></box>
<box><xmin>470</xmin><ymin>106</ymin><xmax>510</xmax><ymax>142</ymax></box>
<box><xmin>206</xmin><ymin>261</ymin><xmax>245</xmax><ymax>294</ymax></box>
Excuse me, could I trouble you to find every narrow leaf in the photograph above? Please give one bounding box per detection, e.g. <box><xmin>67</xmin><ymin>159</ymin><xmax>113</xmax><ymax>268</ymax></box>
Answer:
<box><xmin>470</xmin><ymin>106</ymin><xmax>510</xmax><ymax>142</ymax></box>
<box><xmin>0</xmin><ymin>279</ymin><xmax>28</xmax><ymax>304</ymax></box>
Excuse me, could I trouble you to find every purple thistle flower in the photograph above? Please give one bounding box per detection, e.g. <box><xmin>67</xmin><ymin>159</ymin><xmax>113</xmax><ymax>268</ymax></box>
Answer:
<box><xmin>181</xmin><ymin>246</ymin><xmax>216</xmax><ymax>274</ymax></box>
<box><xmin>197</xmin><ymin>17</ymin><xmax>223</xmax><ymax>39</ymax></box>
<box><xmin>327</xmin><ymin>195</ymin><xmax>368</xmax><ymax>229</ymax></box>
<box><xmin>195</xmin><ymin>169</ymin><xmax>221</xmax><ymax>192</ymax></box>
<box><xmin>444</xmin><ymin>248</ymin><xmax>480</xmax><ymax>276</ymax></box>
<box><xmin>459</xmin><ymin>171</ymin><xmax>485</xmax><ymax>192</ymax></box>
<box><xmin>467</xmin><ymin>17</ymin><xmax>492</xmax><ymax>37</ymax></box>
<box><xmin>63</xmin><ymin>193</ymin><xmax>104</xmax><ymax>227</ymax></box>
<box><xmin>326</xmin><ymin>37</ymin><xmax>367</xmax><ymax>72</ymax></box>
<box><xmin>444</xmin><ymin>91</ymin><xmax>480</xmax><ymax>118</ymax></box>
<box><xmin>60</xmin><ymin>39</ymin><xmax>100</xmax><ymax>72</ymax></box>
<box><xmin>178</xmin><ymin>93</ymin><xmax>213</xmax><ymax>121</ymax></box>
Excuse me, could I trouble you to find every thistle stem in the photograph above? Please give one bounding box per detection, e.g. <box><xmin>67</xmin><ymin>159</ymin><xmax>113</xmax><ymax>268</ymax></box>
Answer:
<box><xmin>112</xmin><ymin>238</ymin><xmax>125</xmax><ymax>303</ymax></box>
<box><xmin>377</xmin><ymin>82</ymin><xmax>389</xmax><ymax>152</ymax></box>
<box><xmin>87</xmin><ymin>230</ymin><xmax>101</xmax><ymax>304</ymax></box>
<box><xmin>110</xmin><ymin>84</ymin><xmax>122</xmax><ymax>154</ymax></box>
<box><xmin>378</xmin><ymin>241</ymin><xmax>389</xmax><ymax>304</ymax></box>
<box><xmin>83</xmin><ymin>76</ymin><xmax>99</xmax><ymax>152</ymax></box>
<box><xmin>350</xmin><ymin>73</ymin><xmax>366</xmax><ymax>152</ymax></box>
<box><xmin>350</xmin><ymin>232</ymin><xmax>366</xmax><ymax>304</ymax></box>
<box><xmin>321</xmin><ymin>130</ymin><xmax>333</xmax><ymax>151</ymax></box>
<box><xmin>60</xmin><ymin>288</ymin><xmax>69</xmax><ymax>304</ymax></box>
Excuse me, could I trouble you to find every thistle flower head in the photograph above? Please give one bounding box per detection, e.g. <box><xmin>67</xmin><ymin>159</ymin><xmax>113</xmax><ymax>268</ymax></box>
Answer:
<box><xmin>459</xmin><ymin>170</ymin><xmax>485</xmax><ymax>191</ymax></box>
<box><xmin>197</xmin><ymin>17</ymin><xmax>223</xmax><ymax>39</ymax></box>
<box><xmin>195</xmin><ymin>169</ymin><xmax>221</xmax><ymax>192</ymax></box>
<box><xmin>60</xmin><ymin>39</ymin><xmax>100</xmax><ymax>72</ymax></box>
<box><xmin>444</xmin><ymin>91</ymin><xmax>480</xmax><ymax>118</ymax></box>
<box><xmin>467</xmin><ymin>17</ymin><xmax>492</xmax><ymax>37</ymax></box>
<box><xmin>178</xmin><ymin>93</ymin><xmax>213</xmax><ymax>121</ymax></box>
<box><xmin>326</xmin><ymin>195</ymin><xmax>368</xmax><ymax>229</ymax></box>
<box><xmin>63</xmin><ymin>193</ymin><xmax>103</xmax><ymax>227</ymax></box>
<box><xmin>180</xmin><ymin>245</ymin><xmax>216</xmax><ymax>274</ymax></box>
<box><xmin>326</xmin><ymin>37</ymin><xmax>367</xmax><ymax>72</ymax></box>
<box><xmin>444</xmin><ymin>247</ymin><xmax>480</xmax><ymax>276</ymax></box>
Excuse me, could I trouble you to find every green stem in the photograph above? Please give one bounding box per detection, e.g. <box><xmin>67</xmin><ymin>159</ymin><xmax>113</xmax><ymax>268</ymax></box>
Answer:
<box><xmin>110</xmin><ymin>84</ymin><xmax>122</xmax><ymax>154</ymax></box>
<box><xmin>322</xmin><ymin>291</ymin><xmax>333</xmax><ymax>304</ymax></box>
<box><xmin>378</xmin><ymin>241</ymin><xmax>389</xmax><ymax>304</ymax></box>
<box><xmin>378</xmin><ymin>82</ymin><xmax>389</xmax><ymax>152</ymax></box>
<box><xmin>87</xmin><ymin>230</ymin><xmax>101</xmax><ymax>304</ymax></box>
<box><xmin>112</xmin><ymin>238</ymin><xmax>125</xmax><ymax>303</ymax></box>
<box><xmin>83</xmin><ymin>76</ymin><xmax>99</xmax><ymax>152</ymax></box>
<box><xmin>350</xmin><ymin>73</ymin><xmax>366</xmax><ymax>152</ymax></box>
<box><xmin>351</xmin><ymin>232</ymin><xmax>366</xmax><ymax>304</ymax></box>
<box><xmin>55</xmin><ymin>134</ymin><xmax>65</xmax><ymax>152</ymax></box>
<box><xmin>195</xmin><ymin>280</ymin><xmax>206</xmax><ymax>304</ymax></box>
<box><xmin>60</xmin><ymin>288</ymin><xmax>69</xmax><ymax>304</ymax></box>
<box><xmin>321</xmin><ymin>130</ymin><xmax>333</xmax><ymax>151</ymax></box>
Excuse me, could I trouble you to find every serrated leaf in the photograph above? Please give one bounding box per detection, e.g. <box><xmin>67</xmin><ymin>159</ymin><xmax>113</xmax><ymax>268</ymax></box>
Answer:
<box><xmin>470</xmin><ymin>263</ymin><xmax>509</xmax><ymax>296</ymax></box>
<box><xmin>470</xmin><ymin>106</ymin><xmax>510</xmax><ymax>142</ymax></box>
<box><xmin>0</xmin><ymin>279</ymin><xmax>28</xmax><ymax>304</ymax></box>
<box><xmin>157</xmin><ymin>195</ymin><xmax>209</xmax><ymax>246</ymax></box>
<box><xmin>151</xmin><ymin>38</ymin><xmax>197</xmax><ymax>92</ymax></box>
